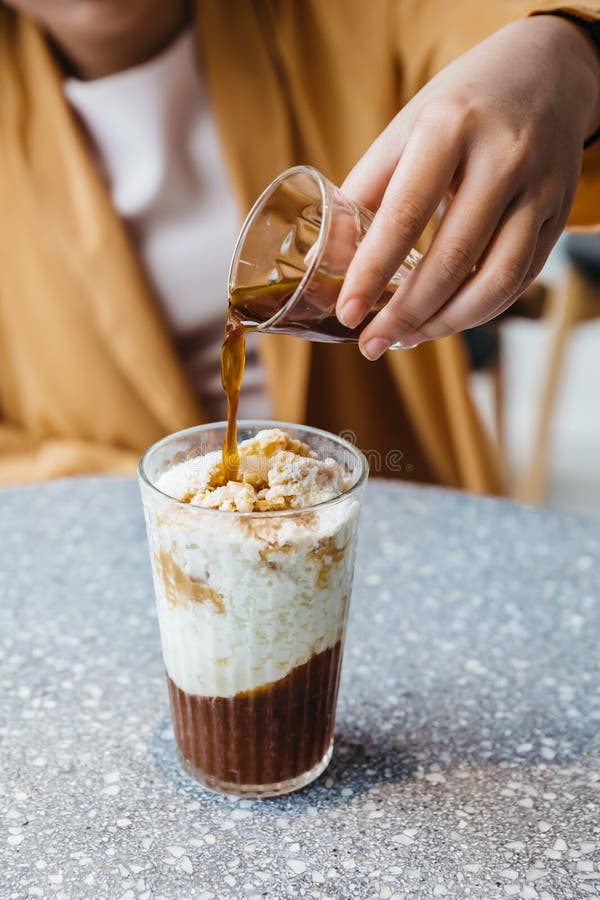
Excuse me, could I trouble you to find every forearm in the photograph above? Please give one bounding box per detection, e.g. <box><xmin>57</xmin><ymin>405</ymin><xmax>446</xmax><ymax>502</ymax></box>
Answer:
<box><xmin>533</xmin><ymin>12</ymin><xmax>600</xmax><ymax>139</ymax></box>
<box><xmin>395</xmin><ymin>2</ymin><xmax>600</xmax><ymax>121</ymax></box>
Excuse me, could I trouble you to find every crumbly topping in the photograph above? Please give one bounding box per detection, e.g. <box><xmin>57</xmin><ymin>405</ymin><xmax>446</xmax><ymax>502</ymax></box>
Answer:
<box><xmin>234</xmin><ymin>429</ymin><xmax>314</xmax><ymax>460</ymax></box>
<box><xmin>158</xmin><ymin>428</ymin><xmax>349</xmax><ymax>512</ymax></box>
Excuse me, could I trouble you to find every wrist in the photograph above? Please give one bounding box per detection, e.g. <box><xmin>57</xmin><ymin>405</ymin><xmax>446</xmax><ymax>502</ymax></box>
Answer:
<box><xmin>533</xmin><ymin>13</ymin><xmax>600</xmax><ymax>141</ymax></box>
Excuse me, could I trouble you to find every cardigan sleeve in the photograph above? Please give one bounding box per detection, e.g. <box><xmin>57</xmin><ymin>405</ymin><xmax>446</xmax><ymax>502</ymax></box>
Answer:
<box><xmin>394</xmin><ymin>0</ymin><xmax>600</xmax><ymax>230</ymax></box>
<box><xmin>0</xmin><ymin>420</ymin><xmax>139</xmax><ymax>485</ymax></box>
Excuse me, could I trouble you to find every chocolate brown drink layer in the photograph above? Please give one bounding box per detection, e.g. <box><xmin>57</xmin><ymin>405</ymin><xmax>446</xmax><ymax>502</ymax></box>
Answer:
<box><xmin>167</xmin><ymin>641</ymin><xmax>342</xmax><ymax>786</ymax></box>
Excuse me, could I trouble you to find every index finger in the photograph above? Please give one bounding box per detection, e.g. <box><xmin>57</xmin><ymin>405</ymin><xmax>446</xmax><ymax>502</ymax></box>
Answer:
<box><xmin>337</xmin><ymin>123</ymin><xmax>462</xmax><ymax>330</ymax></box>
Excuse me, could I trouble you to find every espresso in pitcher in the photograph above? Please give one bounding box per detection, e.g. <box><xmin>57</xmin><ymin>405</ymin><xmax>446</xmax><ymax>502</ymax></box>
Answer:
<box><xmin>221</xmin><ymin>276</ymin><xmax>395</xmax><ymax>477</ymax></box>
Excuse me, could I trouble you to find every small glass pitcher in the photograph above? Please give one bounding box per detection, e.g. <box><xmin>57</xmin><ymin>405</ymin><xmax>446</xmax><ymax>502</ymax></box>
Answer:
<box><xmin>228</xmin><ymin>165</ymin><xmax>421</xmax><ymax>346</ymax></box>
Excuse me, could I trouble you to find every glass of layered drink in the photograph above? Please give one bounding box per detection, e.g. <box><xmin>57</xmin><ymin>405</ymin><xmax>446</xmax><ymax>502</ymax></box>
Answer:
<box><xmin>139</xmin><ymin>422</ymin><xmax>367</xmax><ymax>798</ymax></box>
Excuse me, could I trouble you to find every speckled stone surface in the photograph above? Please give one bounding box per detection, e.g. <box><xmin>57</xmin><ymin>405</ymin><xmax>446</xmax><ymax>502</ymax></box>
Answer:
<box><xmin>1</xmin><ymin>477</ymin><xmax>600</xmax><ymax>900</ymax></box>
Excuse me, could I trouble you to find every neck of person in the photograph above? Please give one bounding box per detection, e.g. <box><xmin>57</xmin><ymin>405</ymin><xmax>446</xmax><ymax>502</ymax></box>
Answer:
<box><xmin>47</xmin><ymin>1</ymin><xmax>190</xmax><ymax>81</ymax></box>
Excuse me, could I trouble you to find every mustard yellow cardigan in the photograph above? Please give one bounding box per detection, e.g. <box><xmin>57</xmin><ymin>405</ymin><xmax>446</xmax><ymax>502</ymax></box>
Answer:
<box><xmin>0</xmin><ymin>0</ymin><xmax>599</xmax><ymax>490</ymax></box>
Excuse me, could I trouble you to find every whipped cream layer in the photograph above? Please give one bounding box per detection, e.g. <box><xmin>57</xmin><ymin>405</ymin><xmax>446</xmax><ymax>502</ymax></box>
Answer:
<box><xmin>144</xmin><ymin>429</ymin><xmax>360</xmax><ymax>698</ymax></box>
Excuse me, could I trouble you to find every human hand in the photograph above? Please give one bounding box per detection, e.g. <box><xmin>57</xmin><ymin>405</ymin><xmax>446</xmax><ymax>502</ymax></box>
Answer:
<box><xmin>336</xmin><ymin>15</ymin><xmax>600</xmax><ymax>359</ymax></box>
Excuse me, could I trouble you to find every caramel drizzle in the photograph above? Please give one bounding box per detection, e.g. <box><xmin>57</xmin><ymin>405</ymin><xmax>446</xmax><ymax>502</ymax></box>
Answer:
<box><xmin>315</xmin><ymin>536</ymin><xmax>349</xmax><ymax>589</ymax></box>
<box><xmin>155</xmin><ymin>550</ymin><xmax>225</xmax><ymax>614</ymax></box>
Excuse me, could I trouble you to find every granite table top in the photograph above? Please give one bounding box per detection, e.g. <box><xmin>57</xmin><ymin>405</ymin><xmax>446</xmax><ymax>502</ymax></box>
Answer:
<box><xmin>2</xmin><ymin>477</ymin><xmax>600</xmax><ymax>900</ymax></box>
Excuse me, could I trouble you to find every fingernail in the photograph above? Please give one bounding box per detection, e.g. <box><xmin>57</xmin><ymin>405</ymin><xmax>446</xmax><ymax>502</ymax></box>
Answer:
<box><xmin>338</xmin><ymin>298</ymin><xmax>367</xmax><ymax>329</ymax></box>
<box><xmin>362</xmin><ymin>338</ymin><xmax>391</xmax><ymax>361</ymax></box>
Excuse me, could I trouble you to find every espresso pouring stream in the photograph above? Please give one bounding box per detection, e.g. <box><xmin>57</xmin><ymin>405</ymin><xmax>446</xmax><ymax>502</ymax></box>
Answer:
<box><xmin>220</xmin><ymin>277</ymin><xmax>397</xmax><ymax>480</ymax></box>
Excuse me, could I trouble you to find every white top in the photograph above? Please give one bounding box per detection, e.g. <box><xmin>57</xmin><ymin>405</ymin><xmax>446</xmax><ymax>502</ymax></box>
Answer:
<box><xmin>64</xmin><ymin>28</ymin><xmax>270</xmax><ymax>422</ymax></box>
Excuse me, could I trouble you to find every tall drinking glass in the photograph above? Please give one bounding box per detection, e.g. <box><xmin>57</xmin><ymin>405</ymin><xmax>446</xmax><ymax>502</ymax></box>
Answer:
<box><xmin>139</xmin><ymin>421</ymin><xmax>368</xmax><ymax>798</ymax></box>
<box><xmin>228</xmin><ymin>165</ymin><xmax>421</xmax><ymax>345</ymax></box>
